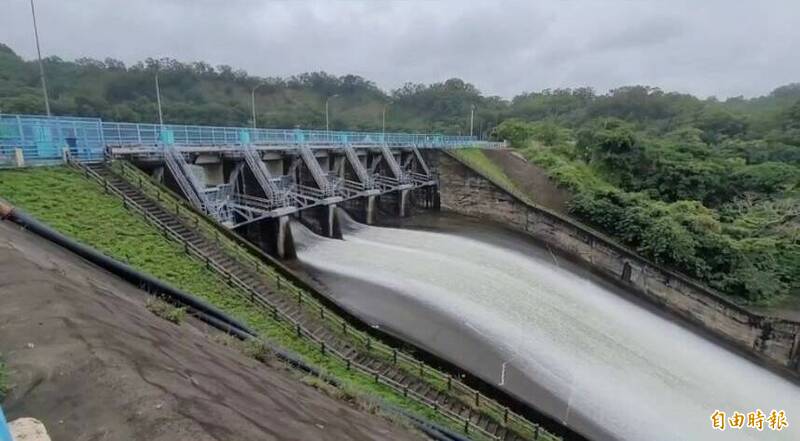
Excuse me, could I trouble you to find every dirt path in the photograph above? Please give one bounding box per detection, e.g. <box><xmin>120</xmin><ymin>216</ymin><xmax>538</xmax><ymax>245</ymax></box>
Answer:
<box><xmin>0</xmin><ymin>221</ymin><xmax>424</xmax><ymax>441</ymax></box>
<box><xmin>482</xmin><ymin>149</ymin><xmax>572</xmax><ymax>214</ymax></box>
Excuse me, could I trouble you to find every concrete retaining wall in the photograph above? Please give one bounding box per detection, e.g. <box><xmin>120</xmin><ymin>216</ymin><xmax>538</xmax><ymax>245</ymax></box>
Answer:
<box><xmin>437</xmin><ymin>151</ymin><xmax>800</xmax><ymax>375</ymax></box>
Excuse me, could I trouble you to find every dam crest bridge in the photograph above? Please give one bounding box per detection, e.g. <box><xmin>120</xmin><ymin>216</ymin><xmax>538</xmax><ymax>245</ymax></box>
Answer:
<box><xmin>1</xmin><ymin>114</ymin><xmax>501</xmax><ymax>237</ymax></box>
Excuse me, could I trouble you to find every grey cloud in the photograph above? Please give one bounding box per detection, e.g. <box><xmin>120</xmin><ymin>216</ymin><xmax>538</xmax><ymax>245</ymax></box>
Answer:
<box><xmin>1</xmin><ymin>0</ymin><xmax>798</xmax><ymax>99</ymax></box>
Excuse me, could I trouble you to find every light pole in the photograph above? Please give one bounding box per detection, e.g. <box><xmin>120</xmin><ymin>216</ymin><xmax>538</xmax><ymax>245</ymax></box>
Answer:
<box><xmin>325</xmin><ymin>94</ymin><xmax>339</xmax><ymax>136</ymax></box>
<box><xmin>251</xmin><ymin>82</ymin><xmax>268</xmax><ymax>129</ymax></box>
<box><xmin>155</xmin><ymin>71</ymin><xmax>164</xmax><ymax>127</ymax></box>
<box><xmin>29</xmin><ymin>0</ymin><xmax>50</xmax><ymax>116</ymax></box>
<box><xmin>382</xmin><ymin>101</ymin><xmax>391</xmax><ymax>136</ymax></box>
<box><xmin>469</xmin><ymin>104</ymin><xmax>475</xmax><ymax>138</ymax></box>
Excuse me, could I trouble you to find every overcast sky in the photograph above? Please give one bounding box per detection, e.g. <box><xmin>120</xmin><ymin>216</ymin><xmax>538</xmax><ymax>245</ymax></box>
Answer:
<box><xmin>2</xmin><ymin>0</ymin><xmax>798</xmax><ymax>99</ymax></box>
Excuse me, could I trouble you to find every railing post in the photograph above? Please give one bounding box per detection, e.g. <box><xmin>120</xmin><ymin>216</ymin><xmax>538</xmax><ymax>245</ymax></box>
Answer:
<box><xmin>447</xmin><ymin>375</ymin><xmax>452</xmax><ymax>391</ymax></box>
<box><xmin>475</xmin><ymin>391</ymin><xmax>480</xmax><ymax>407</ymax></box>
<box><xmin>295</xmin><ymin>323</ymin><xmax>301</xmax><ymax>337</ymax></box>
<box><xmin>14</xmin><ymin>148</ymin><xmax>24</xmax><ymax>168</ymax></box>
<box><xmin>392</xmin><ymin>349</ymin><xmax>397</xmax><ymax>364</ymax></box>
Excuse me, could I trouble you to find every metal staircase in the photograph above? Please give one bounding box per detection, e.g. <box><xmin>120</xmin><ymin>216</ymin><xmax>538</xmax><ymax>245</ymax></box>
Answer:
<box><xmin>74</xmin><ymin>161</ymin><xmax>560</xmax><ymax>441</ymax></box>
<box><xmin>379</xmin><ymin>144</ymin><xmax>406</xmax><ymax>182</ymax></box>
<box><xmin>164</xmin><ymin>145</ymin><xmax>206</xmax><ymax>210</ymax></box>
<box><xmin>343</xmin><ymin>144</ymin><xmax>373</xmax><ymax>189</ymax></box>
<box><xmin>298</xmin><ymin>144</ymin><xmax>335</xmax><ymax>196</ymax></box>
<box><xmin>242</xmin><ymin>144</ymin><xmax>287</xmax><ymax>208</ymax></box>
<box><xmin>411</xmin><ymin>145</ymin><xmax>431</xmax><ymax>176</ymax></box>
<box><xmin>164</xmin><ymin>145</ymin><xmax>233</xmax><ymax>224</ymax></box>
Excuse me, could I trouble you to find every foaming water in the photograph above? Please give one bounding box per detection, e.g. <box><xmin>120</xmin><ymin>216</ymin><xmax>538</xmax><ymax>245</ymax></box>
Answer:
<box><xmin>293</xmin><ymin>216</ymin><xmax>800</xmax><ymax>441</ymax></box>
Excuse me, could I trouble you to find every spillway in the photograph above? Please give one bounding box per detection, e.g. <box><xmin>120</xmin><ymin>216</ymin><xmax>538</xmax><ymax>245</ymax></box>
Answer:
<box><xmin>292</xmin><ymin>213</ymin><xmax>800</xmax><ymax>441</ymax></box>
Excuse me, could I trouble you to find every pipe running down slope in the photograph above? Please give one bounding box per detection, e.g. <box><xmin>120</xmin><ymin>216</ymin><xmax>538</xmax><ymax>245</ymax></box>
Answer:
<box><xmin>0</xmin><ymin>199</ymin><xmax>470</xmax><ymax>441</ymax></box>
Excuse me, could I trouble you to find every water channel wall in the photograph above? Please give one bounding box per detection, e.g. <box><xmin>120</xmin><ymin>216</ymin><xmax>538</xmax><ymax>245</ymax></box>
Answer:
<box><xmin>434</xmin><ymin>151</ymin><xmax>800</xmax><ymax>375</ymax></box>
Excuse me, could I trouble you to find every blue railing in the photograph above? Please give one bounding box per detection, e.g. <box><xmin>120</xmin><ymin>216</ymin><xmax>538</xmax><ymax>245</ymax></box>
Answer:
<box><xmin>101</xmin><ymin>122</ymin><xmax>479</xmax><ymax>147</ymax></box>
<box><xmin>1</xmin><ymin>113</ymin><xmax>499</xmax><ymax>167</ymax></box>
<box><xmin>1</xmin><ymin>114</ymin><xmax>106</xmax><ymax>165</ymax></box>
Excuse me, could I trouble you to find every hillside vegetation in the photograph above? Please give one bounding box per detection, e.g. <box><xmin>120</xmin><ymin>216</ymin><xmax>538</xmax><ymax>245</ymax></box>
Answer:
<box><xmin>494</xmin><ymin>88</ymin><xmax>800</xmax><ymax>304</ymax></box>
<box><xmin>0</xmin><ymin>43</ymin><xmax>499</xmax><ymax>134</ymax></box>
<box><xmin>1</xmin><ymin>42</ymin><xmax>798</xmax><ymax>303</ymax></box>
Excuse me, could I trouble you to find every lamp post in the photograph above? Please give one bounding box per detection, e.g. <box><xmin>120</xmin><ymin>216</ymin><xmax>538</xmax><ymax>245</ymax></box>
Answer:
<box><xmin>251</xmin><ymin>82</ymin><xmax>267</xmax><ymax>129</ymax></box>
<box><xmin>29</xmin><ymin>0</ymin><xmax>50</xmax><ymax>116</ymax></box>
<box><xmin>325</xmin><ymin>94</ymin><xmax>339</xmax><ymax>136</ymax></box>
<box><xmin>155</xmin><ymin>71</ymin><xmax>164</xmax><ymax>127</ymax></box>
<box><xmin>469</xmin><ymin>104</ymin><xmax>475</xmax><ymax>138</ymax></box>
<box><xmin>382</xmin><ymin>101</ymin><xmax>391</xmax><ymax>137</ymax></box>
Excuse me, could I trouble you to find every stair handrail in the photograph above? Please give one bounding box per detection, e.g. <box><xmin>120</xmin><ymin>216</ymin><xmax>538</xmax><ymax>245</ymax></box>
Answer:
<box><xmin>108</xmin><ymin>159</ymin><xmax>562</xmax><ymax>441</ymax></box>
<box><xmin>343</xmin><ymin>144</ymin><xmax>374</xmax><ymax>189</ymax></box>
<box><xmin>242</xmin><ymin>144</ymin><xmax>284</xmax><ymax>205</ymax></box>
<box><xmin>76</xmin><ymin>161</ymin><xmax>530</xmax><ymax>441</ymax></box>
<box><xmin>298</xmin><ymin>144</ymin><xmax>335</xmax><ymax>196</ymax></box>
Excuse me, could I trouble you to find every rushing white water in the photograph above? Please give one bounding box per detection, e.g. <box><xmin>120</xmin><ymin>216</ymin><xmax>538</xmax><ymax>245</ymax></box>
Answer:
<box><xmin>294</xmin><ymin>219</ymin><xmax>800</xmax><ymax>441</ymax></box>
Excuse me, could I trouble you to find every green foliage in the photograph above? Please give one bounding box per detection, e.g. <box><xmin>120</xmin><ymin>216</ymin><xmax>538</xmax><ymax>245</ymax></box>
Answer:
<box><xmin>145</xmin><ymin>296</ymin><xmax>187</xmax><ymax>324</ymax></box>
<box><xmin>0</xmin><ymin>166</ymin><xmax>497</xmax><ymax>439</ymax></box>
<box><xmin>511</xmin><ymin>87</ymin><xmax>800</xmax><ymax>303</ymax></box>
<box><xmin>0</xmin><ymin>357</ymin><xmax>8</xmax><ymax>399</ymax></box>
<box><xmin>450</xmin><ymin>149</ymin><xmax>529</xmax><ymax>201</ymax></box>
<box><xmin>493</xmin><ymin>119</ymin><xmax>536</xmax><ymax>147</ymax></box>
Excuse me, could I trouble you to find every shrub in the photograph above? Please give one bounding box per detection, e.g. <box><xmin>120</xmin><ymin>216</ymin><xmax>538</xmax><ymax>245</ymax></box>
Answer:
<box><xmin>0</xmin><ymin>358</ymin><xmax>9</xmax><ymax>399</ymax></box>
<box><xmin>145</xmin><ymin>296</ymin><xmax>187</xmax><ymax>324</ymax></box>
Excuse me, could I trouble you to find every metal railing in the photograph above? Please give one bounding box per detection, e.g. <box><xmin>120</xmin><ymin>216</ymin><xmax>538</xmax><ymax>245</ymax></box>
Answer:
<box><xmin>379</xmin><ymin>144</ymin><xmax>406</xmax><ymax>181</ymax></box>
<box><xmin>81</xmin><ymin>160</ymin><xmax>502</xmax><ymax>441</ymax></box>
<box><xmin>0</xmin><ymin>114</ymin><xmax>105</xmax><ymax>166</ymax></box>
<box><xmin>298</xmin><ymin>144</ymin><xmax>337</xmax><ymax>196</ymax></box>
<box><xmin>101</xmin><ymin>120</ymin><xmax>484</xmax><ymax>148</ymax></box>
<box><xmin>242</xmin><ymin>143</ymin><xmax>285</xmax><ymax>204</ymax></box>
<box><xmin>343</xmin><ymin>144</ymin><xmax>374</xmax><ymax>188</ymax></box>
<box><xmin>110</xmin><ymin>159</ymin><xmax>561</xmax><ymax>441</ymax></box>
<box><xmin>1</xmin><ymin>113</ymin><xmax>503</xmax><ymax>168</ymax></box>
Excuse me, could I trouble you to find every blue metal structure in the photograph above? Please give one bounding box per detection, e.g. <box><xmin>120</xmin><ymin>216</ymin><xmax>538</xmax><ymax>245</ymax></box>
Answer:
<box><xmin>0</xmin><ymin>406</ymin><xmax>11</xmax><ymax>441</ymax></box>
<box><xmin>1</xmin><ymin>114</ymin><xmax>500</xmax><ymax>168</ymax></box>
<box><xmin>0</xmin><ymin>114</ymin><xmax>105</xmax><ymax>165</ymax></box>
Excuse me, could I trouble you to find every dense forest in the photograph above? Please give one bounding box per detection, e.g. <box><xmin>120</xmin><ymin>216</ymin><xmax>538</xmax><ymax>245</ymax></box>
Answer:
<box><xmin>0</xmin><ymin>43</ymin><xmax>798</xmax><ymax>304</ymax></box>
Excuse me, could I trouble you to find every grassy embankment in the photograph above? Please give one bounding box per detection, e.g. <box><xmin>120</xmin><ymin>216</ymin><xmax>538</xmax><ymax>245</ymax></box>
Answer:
<box><xmin>0</xmin><ymin>166</ymin><xmax>491</xmax><ymax>439</ymax></box>
<box><xmin>449</xmin><ymin>149</ymin><xmax>532</xmax><ymax>203</ymax></box>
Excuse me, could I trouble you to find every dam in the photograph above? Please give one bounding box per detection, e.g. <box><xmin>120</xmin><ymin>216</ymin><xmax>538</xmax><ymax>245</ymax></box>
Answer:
<box><xmin>3</xmin><ymin>113</ymin><xmax>799</xmax><ymax>440</ymax></box>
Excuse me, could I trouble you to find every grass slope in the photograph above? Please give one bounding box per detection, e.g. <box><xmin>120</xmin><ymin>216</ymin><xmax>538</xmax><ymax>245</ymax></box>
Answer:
<box><xmin>449</xmin><ymin>149</ymin><xmax>532</xmax><ymax>203</ymax></box>
<box><xmin>0</xmin><ymin>166</ymin><xmax>494</xmax><ymax>439</ymax></box>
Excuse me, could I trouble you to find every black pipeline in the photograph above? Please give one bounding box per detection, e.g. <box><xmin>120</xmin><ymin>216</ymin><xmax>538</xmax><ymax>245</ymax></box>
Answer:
<box><xmin>0</xmin><ymin>200</ymin><xmax>471</xmax><ymax>441</ymax></box>
<box><xmin>0</xmin><ymin>200</ymin><xmax>254</xmax><ymax>337</ymax></box>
